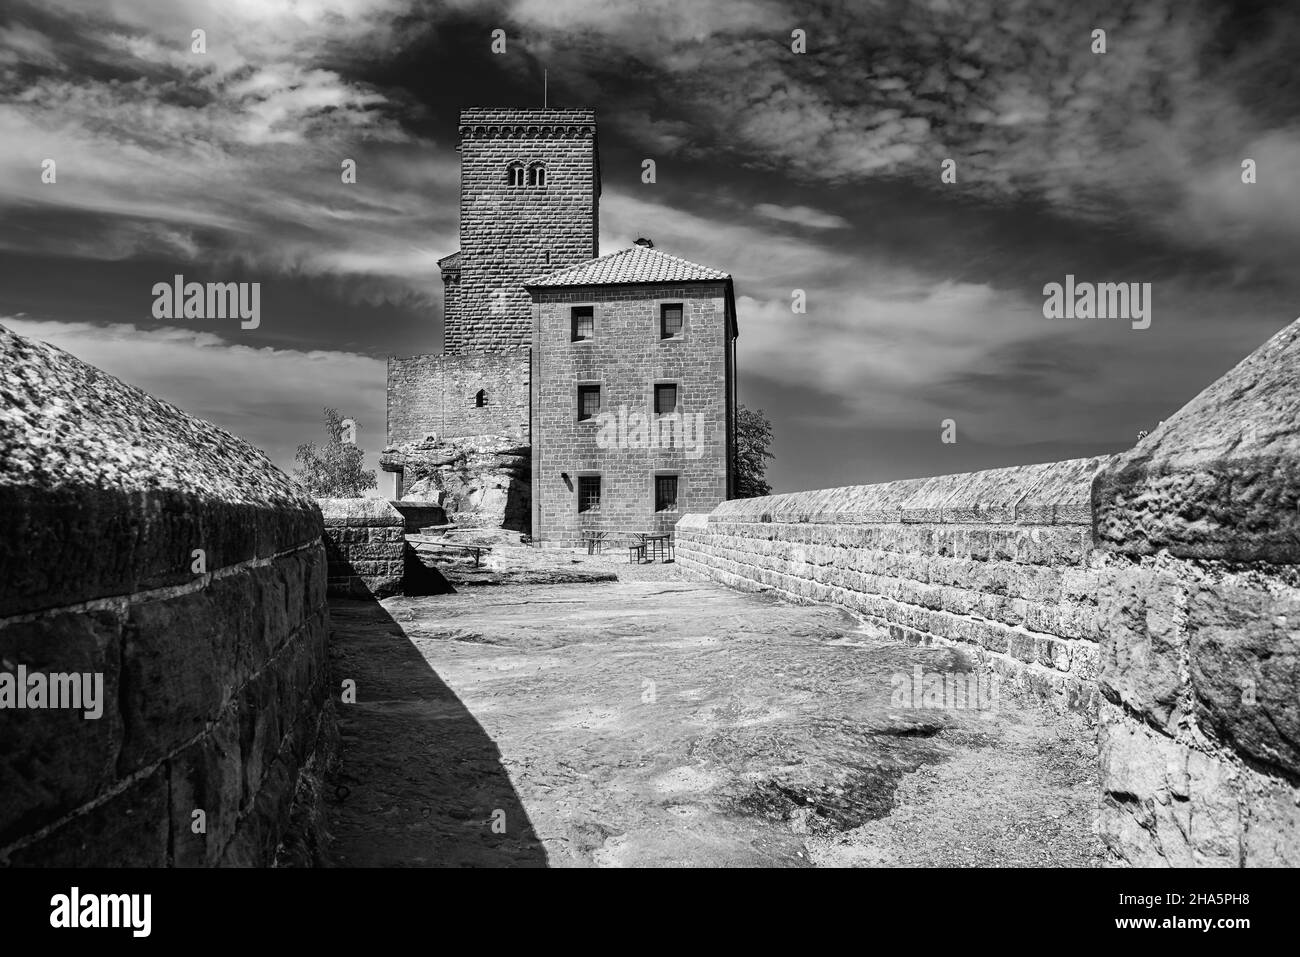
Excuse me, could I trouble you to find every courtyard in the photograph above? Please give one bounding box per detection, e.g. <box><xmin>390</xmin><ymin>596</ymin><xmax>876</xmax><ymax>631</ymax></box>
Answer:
<box><xmin>323</xmin><ymin>551</ymin><xmax>1101</xmax><ymax>867</ymax></box>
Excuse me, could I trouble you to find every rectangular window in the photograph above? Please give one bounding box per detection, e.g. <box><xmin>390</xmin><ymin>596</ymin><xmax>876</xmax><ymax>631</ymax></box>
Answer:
<box><xmin>577</xmin><ymin>384</ymin><xmax>601</xmax><ymax>421</ymax></box>
<box><xmin>660</xmin><ymin>303</ymin><xmax>683</xmax><ymax>338</ymax></box>
<box><xmin>578</xmin><ymin>476</ymin><xmax>601</xmax><ymax>513</ymax></box>
<box><xmin>571</xmin><ymin>306</ymin><xmax>594</xmax><ymax>341</ymax></box>
<box><xmin>655</xmin><ymin>475</ymin><xmax>679</xmax><ymax>512</ymax></box>
<box><xmin>653</xmin><ymin>383</ymin><xmax>678</xmax><ymax>414</ymax></box>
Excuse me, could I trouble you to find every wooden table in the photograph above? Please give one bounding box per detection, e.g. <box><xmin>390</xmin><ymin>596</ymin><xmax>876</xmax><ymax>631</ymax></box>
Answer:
<box><xmin>618</xmin><ymin>531</ymin><xmax>673</xmax><ymax>563</ymax></box>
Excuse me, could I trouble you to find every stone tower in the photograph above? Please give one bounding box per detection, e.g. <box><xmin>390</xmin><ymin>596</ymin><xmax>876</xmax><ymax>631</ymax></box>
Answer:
<box><xmin>443</xmin><ymin>108</ymin><xmax>600</xmax><ymax>353</ymax></box>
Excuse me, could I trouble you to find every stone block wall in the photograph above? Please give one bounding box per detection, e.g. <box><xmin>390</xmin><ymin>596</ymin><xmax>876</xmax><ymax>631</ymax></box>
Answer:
<box><xmin>387</xmin><ymin>349</ymin><xmax>530</xmax><ymax>446</ymax></box>
<box><xmin>0</xmin><ymin>325</ymin><xmax>331</xmax><ymax>867</ymax></box>
<box><xmin>677</xmin><ymin>314</ymin><xmax>1300</xmax><ymax>867</ymax></box>
<box><xmin>531</xmin><ymin>282</ymin><xmax>733</xmax><ymax>546</ymax></box>
<box><xmin>450</xmin><ymin>109</ymin><xmax>599</xmax><ymax>353</ymax></box>
<box><xmin>676</xmin><ymin>457</ymin><xmax>1113</xmax><ymax>712</ymax></box>
<box><xmin>1090</xmin><ymin>316</ymin><xmax>1300</xmax><ymax>866</ymax></box>
<box><xmin>319</xmin><ymin>498</ymin><xmax>406</xmax><ymax>598</ymax></box>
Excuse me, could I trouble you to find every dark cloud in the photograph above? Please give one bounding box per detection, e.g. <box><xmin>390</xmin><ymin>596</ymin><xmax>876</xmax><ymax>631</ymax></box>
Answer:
<box><xmin>1</xmin><ymin>0</ymin><xmax>1298</xmax><ymax>493</ymax></box>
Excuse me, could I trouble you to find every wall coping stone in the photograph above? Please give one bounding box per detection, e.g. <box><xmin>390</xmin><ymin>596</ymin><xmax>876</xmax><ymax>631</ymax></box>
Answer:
<box><xmin>703</xmin><ymin>456</ymin><xmax>1113</xmax><ymax>527</ymax></box>
<box><xmin>317</xmin><ymin>497</ymin><xmax>403</xmax><ymax>527</ymax></box>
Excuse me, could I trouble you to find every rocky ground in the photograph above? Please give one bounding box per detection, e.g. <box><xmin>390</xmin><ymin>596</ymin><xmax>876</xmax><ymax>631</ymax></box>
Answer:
<box><xmin>322</xmin><ymin>551</ymin><xmax>1102</xmax><ymax>867</ymax></box>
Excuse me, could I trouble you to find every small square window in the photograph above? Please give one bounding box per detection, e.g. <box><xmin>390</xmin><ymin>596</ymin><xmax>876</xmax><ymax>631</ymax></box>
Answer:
<box><xmin>655</xmin><ymin>475</ymin><xmax>679</xmax><ymax>512</ymax></box>
<box><xmin>653</xmin><ymin>384</ymin><xmax>678</xmax><ymax>414</ymax></box>
<box><xmin>660</xmin><ymin>303</ymin><xmax>683</xmax><ymax>338</ymax></box>
<box><xmin>577</xmin><ymin>384</ymin><xmax>601</xmax><ymax>421</ymax></box>
<box><xmin>572</xmin><ymin>306</ymin><xmax>594</xmax><ymax>341</ymax></box>
<box><xmin>578</xmin><ymin>476</ymin><xmax>601</xmax><ymax>513</ymax></box>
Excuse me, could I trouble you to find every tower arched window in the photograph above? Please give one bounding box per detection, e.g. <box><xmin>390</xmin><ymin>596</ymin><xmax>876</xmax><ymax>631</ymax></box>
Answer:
<box><xmin>528</xmin><ymin>162</ymin><xmax>547</xmax><ymax>187</ymax></box>
<box><xmin>475</xmin><ymin>389</ymin><xmax>487</xmax><ymax>407</ymax></box>
<box><xmin>506</xmin><ymin>163</ymin><xmax>525</xmax><ymax>187</ymax></box>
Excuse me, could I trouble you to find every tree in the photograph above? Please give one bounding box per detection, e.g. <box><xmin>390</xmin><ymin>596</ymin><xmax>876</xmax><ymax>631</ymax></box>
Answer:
<box><xmin>734</xmin><ymin>404</ymin><xmax>775</xmax><ymax>499</ymax></box>
<box><xmin>292</xmin><ymin>407</ymin><xmax>376</xmax><ymax>498</ymax></box>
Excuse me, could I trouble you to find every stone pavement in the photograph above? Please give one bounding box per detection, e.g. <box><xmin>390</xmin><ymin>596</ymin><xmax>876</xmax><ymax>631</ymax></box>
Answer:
<box><xmin>323</xmin><ymin>560</ymin><xmax>1101</xmax><ymax>867</ymax></box>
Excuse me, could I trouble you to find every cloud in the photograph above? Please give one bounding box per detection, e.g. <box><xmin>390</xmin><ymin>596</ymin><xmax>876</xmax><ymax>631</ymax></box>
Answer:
<box><xmin>752</xmin><ymin>203</ymin><xmax>849</xmax><ymax>230</ymax></box>
<box><xmin>506</xmin><ymin>0</ymin><xmax>1300</xmax><ymax>272</ymax></box>
<box><xmin>0</xmin><ymin>0</ymin><xmax>450</xmax><ymax>307</ymax></box>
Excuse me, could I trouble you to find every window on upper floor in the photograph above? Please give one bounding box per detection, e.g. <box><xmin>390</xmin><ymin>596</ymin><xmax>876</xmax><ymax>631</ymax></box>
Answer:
<box><xmin>507</xmin><ymin>163</ymin><xmax>525</xmax><ymax>187</ymax></box>
<box><xmin>571</xmin><ymin>306</ymin><xmax>594</xmax><ymax>341</ymax></box>
<box><xmin>528</xmin><ymin>162</ymin><xmax>547</xmax><ymax>187</ymax></box>
<box><xmin>660</xmin><ymin>303</ymin><xmax>684</xmax><ymax>339</ymax></box>
<box><xmin>475</xmin><ymin>389</ymin><xmax>487</xmax><ymax>407</ymax></box>
<box><xmin>653</xmin><ymin>383</ymin><xmax>678</xmax><ymax>414</ymax></box>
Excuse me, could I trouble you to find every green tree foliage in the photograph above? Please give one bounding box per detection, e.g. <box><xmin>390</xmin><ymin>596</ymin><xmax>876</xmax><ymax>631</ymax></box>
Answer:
<box><xmin>292</xmin><ymin>407</ymin><xmax>377</xmax><ymax>498</ymax></box>
<box><xmin>734</xmin><ymin>404</ymin><xmax>775</xmax><ymax>499</ymax></box>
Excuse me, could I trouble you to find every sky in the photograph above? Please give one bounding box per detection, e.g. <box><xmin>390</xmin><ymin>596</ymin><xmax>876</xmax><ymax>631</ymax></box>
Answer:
<box><xmin>2</xmin><ymin>0</ymin><xmax>1298</xmax><ymax>493</ymax></box>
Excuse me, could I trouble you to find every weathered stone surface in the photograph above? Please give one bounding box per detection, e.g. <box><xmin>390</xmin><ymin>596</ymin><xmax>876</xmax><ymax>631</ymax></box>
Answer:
<box><xmin>0</xmin><ymin>325</ymin><xmax>332</xmax><ymax>867</ymax></box>
<box><xmin>0</xmin><ymin>610</ymin><xmax>124</xmax><ymax>846</ymax></box>
<box><xmin>709</xmin><ymin>457</ymin><xmax>1111</xmax><ymax>527</ymax></box>
<box><xmin>5</xmin><ymin>766</ymin><xmax>170</xmax><ymax>867</ymax></box>
<box><xmin>389</xmin><ymin>500</ymin><xmax>447</xmax><ymax>532</ymax></box>
<box><xmin>0</xmin><ymin>325</ymin><xmax>323</xmax><ymax>617</ymax></box>
<box><xmin>320</xmin><ymin>497</ymin><xmax>405</xmax><ymax>597</ymax></box>
<box><xmin>1096</xmin><ymin>560</ymin><xmax>1189</xmax><ymax>731</ymax></box>
<box><xmin>1188</xmin><ymin>575</ymin><xmax>1300</xmax><ymax>777</ymax></box>
<box><xmin>389</xmin><ymin>433</ymin><xmax>531</xmax><ymax>533</ymax></box>
<box><xmin>118</xmin><ymin>585</ymin><xmax>241</xmax><ymax>774</ymax></box>
<box><xmin>1093</xmin><ymin>315</ymin><xmax>1300</xmax><ymax>562</ymax></box>
<box><xmin>1098</xmin><ymin>701</ymin><xmax>1250</xmax><ymax>867</ymax></box>
<box><xmin>168</xmin><ymin>705</ymin><xmax>242</xmax><ymax>867</ymax></box>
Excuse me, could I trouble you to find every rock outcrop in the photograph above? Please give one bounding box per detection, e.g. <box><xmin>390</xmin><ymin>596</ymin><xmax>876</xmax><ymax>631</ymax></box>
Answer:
<box><xmin>382</xmin><ymin>431</ymin><xmax>529</xmax><ymax>533</ymax></box>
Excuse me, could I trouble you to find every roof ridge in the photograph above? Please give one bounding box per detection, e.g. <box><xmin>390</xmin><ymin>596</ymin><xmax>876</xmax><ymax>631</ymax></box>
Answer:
<box><xmin>524</xmin><ymin>244</ymin><xmax>730</xmax><ymax>287</ymax></box>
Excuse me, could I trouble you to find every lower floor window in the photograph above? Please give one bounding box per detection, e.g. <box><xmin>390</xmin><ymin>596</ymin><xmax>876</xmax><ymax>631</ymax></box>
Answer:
<box><xmin>655</xmin><ymin>474</ymin><xmax>679</xmax><ymax>512</ymax></box>
<box><xmin>578</xmin><ymin>475</ymin><xmax>601</xmax><ymax>513</ymax></box>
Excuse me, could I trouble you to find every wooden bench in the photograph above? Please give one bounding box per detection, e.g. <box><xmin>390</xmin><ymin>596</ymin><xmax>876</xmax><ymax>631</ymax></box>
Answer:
<box><xmin>408</xmin><ymin>538</ymin><xmax>491</xmax><ymax>568</ymax></box>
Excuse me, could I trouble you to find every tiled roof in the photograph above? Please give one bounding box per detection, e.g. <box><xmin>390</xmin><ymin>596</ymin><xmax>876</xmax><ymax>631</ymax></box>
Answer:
<box><xmin>525</xmin><ymin>245</ymin><xmax>731</xmax><ymax>287</ymax></box>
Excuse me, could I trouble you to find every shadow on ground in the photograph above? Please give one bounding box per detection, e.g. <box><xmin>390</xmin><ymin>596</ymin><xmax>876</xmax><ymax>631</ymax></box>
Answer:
<box><xmin>323</xmin><ymin>595</ymin><xmax>547</xmax><ymax>867</ymax></box>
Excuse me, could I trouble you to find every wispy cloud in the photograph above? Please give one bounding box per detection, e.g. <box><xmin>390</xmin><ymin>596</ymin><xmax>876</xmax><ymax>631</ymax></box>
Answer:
<box><xmin>0</xmin><ymin>0</ymin><xmax>450</xmax><ymax>306</ymax></box>
<box><xmin>753</xmin><ymin>203</ymin><xmax>849</xmax><ymax>230</ymax></box>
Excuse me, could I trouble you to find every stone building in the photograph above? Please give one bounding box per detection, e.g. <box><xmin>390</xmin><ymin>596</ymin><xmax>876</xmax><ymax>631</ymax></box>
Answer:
<box><xmin>527</xmin><ymin>243</ymin><xmax>738</xmax><ymax>545</ymax></box>
<box><xmin>383</xmin><ymin>108</ymin><xmax>738</xmax><ymax>543</ymax></box>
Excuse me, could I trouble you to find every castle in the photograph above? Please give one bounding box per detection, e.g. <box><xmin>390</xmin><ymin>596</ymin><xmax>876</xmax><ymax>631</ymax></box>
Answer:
<box><xmin>382</xmin><ymin>109</ymin><xmax>738</xmax><ymax>545</ymax></box>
